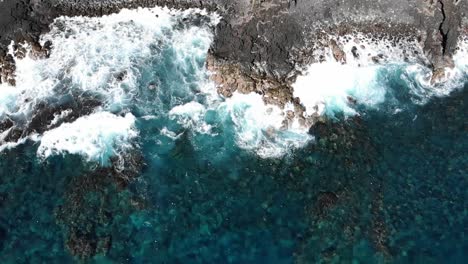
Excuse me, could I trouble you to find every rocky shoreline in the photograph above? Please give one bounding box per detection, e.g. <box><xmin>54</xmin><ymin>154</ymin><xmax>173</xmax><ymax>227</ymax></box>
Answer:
<box><xmin>2</xmin><ymin>0</ymin><xmax>466</xmax><ymax>128</ymax></box>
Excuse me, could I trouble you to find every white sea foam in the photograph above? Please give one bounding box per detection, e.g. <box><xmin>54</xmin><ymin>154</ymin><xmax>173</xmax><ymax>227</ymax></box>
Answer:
<box><xmin>287</xmin><ymin>35</ymin><xmax>467</xmax><ymax>153</ymax></box>
<box><xmin>0</xmin><ymin>134</ymin><xmax>40</xmax><ymax>153</ymax></box>
<box><xmin>0</xmin><ymin>85</ymin><xmax>19</xmax><ymax>118</ymax></box>
<box><xmin>399</xmin><ymin>37</ymin><xmax>468</xmax><ymax>105</ymax></box>
<box><xmin>48</xmin><ymin>109</ymin><xmax>73</xmax><ymax>128</ymax></box>
<box><xmin>169</xmin><ymin>101</ymin><xmax>213</xmax><ymax>134</ymax></box>
<box><xmin>40</xmin><ymin>6</ymin><xmax>218</xmax><ymax>112</ymax></box>
<box><xmin>218</xmin><ymin>92</ymin><xmax>312</xmax><ymax>158</ymax></box>
<box><xmin>0</xmin><ymin>6</ymin><xmax>219</xmax><ymax>159</ymax></box>
<box><xmin>400</xmin><ymin>64</ymin><xmax>452</xmax><ymax>104</ymax></box>
<box><xmin>294</xmin><ymin>34</ymin><xmax>406</xmax><ymax>117</ymax></box>
<box><xmin>160</xmin><ymin>127</ymin><xmax>182</xmax><ymax>140</ymax></box>
<box><xmin>312</xmin><ymin>33</ymin><xmax>427</xmax><ymax>67</ymax></box>
<box><xmin>37</xmin><ymin>112</ymin><xmax>137</xmax><ymax>164</ymax></box>
<box><xmin>293</xmin><ymin>61</ymin><xmax>386</xmax><ymax>116</ymax></box>
<box><xmin>169</xmin><ymin>88</ymin><xmax>312</xmax><ymax>158</ymax></box>
<box><xmin>454</xmin><ymin>37</ymin><xmax>468</xmax><ymax>73</ymax></box>
<box><xmin>294</xmin><ymin>34</ymin><xmax>468</xmax><ymax>117</ymax></box>
<box><xmin>2</xmin><ymin>9</ymin><xmax>466</xmax><ymax>161</ymax></box>
<box><xmin>0</xmin><ymin>7</ymin><xmax>217</xmax><ymax>119</ymax></box>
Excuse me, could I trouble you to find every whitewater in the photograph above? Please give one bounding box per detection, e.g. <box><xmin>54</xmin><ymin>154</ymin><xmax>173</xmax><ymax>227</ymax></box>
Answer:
<box><xmin>0</xmin><ymin>6</ymin><xmax>466</xmax><ymax>161</ymax></box>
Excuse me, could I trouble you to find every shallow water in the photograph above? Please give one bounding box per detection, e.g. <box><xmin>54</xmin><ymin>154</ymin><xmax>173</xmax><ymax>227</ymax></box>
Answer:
<box><xmin>0</xmin><ymin>7</ymin><xmax>466</xmax><ymax>263</ymax></box>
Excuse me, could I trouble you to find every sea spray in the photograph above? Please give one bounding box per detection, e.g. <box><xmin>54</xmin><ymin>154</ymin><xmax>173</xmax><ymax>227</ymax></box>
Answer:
<box><xmin>217</xmin><ymin>92</ymin><xmax>312</xmax><ymax>158</ymax></box>
<box><xmin>0</xmin><ymin>7</ymin><xmax>220</xmax><ymax>159</ymax></box>
<box><xmin>293</xmin><ymin>34</ymin><xmax>468</xmax><ymax>118</ymax></box>
<box><xmin>293</xmin><ymin>62</ymin><xmax>386</xmax><ymax>117</ymax></box>
<box><xmin>37</xmin><ymin>112</ymin><xmax>138</xmax><ymax>164</ymax></box>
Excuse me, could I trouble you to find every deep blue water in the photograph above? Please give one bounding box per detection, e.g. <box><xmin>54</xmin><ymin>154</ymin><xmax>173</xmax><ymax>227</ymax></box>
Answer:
<box><xmin>0</xmin><ymin>7</ymin><xmax>467</xmax><ymax>264</ymax></box>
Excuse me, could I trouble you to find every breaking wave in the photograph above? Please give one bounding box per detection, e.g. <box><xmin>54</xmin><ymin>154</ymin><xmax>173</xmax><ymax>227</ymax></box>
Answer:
<box><xmin>293</xmin><ymin>35</ymin><xmax>468</xmax><ymax>118</ymax></box>
<box><xmin>37</xmin><ymin>112</ymin><xmax>137</xmax><ymax>164</ymax></box>
<box><xmin>0</xmin><ymin>7</ymin><xmax>467</xmax><ymax>160</ymax></box>
<box><xmin>0</xmin><ymin>6</ymin><xmax>224</xmax><ymax>160</ymax></box>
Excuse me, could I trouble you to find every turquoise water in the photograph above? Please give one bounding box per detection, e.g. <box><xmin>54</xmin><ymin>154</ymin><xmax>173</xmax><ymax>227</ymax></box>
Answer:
<box><xmin>0</xmin><ymin>7</ymin><xmax>467</xmax><ymax>263</ymax></box>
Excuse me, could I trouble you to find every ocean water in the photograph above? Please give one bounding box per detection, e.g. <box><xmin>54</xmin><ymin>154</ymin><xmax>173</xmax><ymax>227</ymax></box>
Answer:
<box><xmin>0</xmin><ymin>7</ymin><xmax>467</xmax><ymax>263</ymax></box>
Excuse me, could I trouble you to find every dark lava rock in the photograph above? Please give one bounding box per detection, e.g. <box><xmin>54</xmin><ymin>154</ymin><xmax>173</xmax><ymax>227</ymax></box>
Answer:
<box><xmin>308</xmin><ymin>120</ymin><xmax>328</xmax><ymax>141</ymax></box>
<box><xmin>2</xmin><ymin>94</ymin><xmax>102</xmax><ymax>145</ymax></box>
<box><xmin>0</xmin><ymin>118</ymin><xmax>14</xmax><ymax>134</ymax></box>
<box><xmin>114</xmin><ymin>70</ymin><xmax>127</xmax><ymax>82</ymax></box>
<box><xmin>351</xmin><ymin>46</ymin><xmax>360</xmax><ymax>59</ymax></box>
<box><xmin>1</xmin><ymin>54</ymin><xmax>16</xmax><ymax>86</ymax></box>
<box><xmin>330</xmin><ymin>39</ymin><xmax>346</xmax><ymax>63</ymax></box>
<box><xmin>371</xmin><ymin>54</ymin><xmax>386</xmax><ymax>64</ymax></box>
<box><xmin>2</xmin><ymin>127</ymin><xmax>23</xmax><ymax>143</ymax></box>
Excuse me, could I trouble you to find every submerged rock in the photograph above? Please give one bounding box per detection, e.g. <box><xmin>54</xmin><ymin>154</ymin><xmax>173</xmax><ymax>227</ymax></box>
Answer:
<box><xmin>316</xmin><ymin>191</ymin><xmax>339</xmax><ymax>215</ymax></box>
<box><xmin>56</xmin><ymin>150</ymin><xmax>145</xmax><ymax>259</ymax></box>
<box><xmin>371</xmin><ymin>54</ymin><xmax>386</xmax><ymax>64</ymax></box>
<box><xmin>66</xmin><ymin>230</ymin><xmax>97</xmax><ymax>259</ymax></box>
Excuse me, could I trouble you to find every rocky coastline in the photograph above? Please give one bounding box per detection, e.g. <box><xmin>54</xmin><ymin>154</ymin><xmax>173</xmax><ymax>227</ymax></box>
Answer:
<box><xmin>0</xmin><ymin>0</ymin><xmax>466</xmax><ymax>260</ymax></box>
<box><xmin>1</xmin><ymin>0</ymin><xmax>467</xmax><ymax>129</ymax></box>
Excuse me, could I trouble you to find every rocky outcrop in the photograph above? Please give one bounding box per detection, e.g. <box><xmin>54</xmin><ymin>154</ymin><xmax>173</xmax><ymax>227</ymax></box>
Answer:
<box><xmin>0</xmin><ymin>0</ymin><xmax>465</xmax><ymax>261</ymax></box>
<box><xmin>423</xmin><ymin>0</ymin><xmax>464</xmax><ymax>84</ymax></box>
<box><xmin>0</xmin><ymin>39</ymin><xmax>51</xmax><ymax>86</ymax></box>
<box><xmin>206</xmin><ymin>53</ymin><xmax>313</xmax><ymax>128</ymax></box>
<box><xmin>0</xmin><ymin>54</ymin><xmax>16</xmax><ymax>86</ymax></box>
<box><xmin>329</xmin><ymin>39</ymin><xmax>347</xmax><ymax>64</ymax></box>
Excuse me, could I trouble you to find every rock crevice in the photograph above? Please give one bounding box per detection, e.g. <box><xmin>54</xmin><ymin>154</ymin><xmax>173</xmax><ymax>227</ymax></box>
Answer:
<box><xmin>438</xmin><ymin>0</ymin><xmax>448</xmax><ymax>55</ymax></box>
